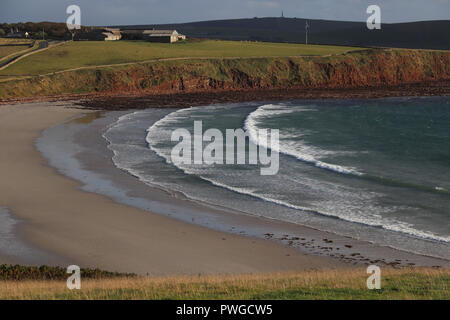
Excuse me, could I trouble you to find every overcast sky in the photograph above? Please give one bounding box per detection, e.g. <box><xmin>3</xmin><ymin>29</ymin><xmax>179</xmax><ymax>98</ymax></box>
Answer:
<box><xmin>1</xmin><ymin>0</ymin><xmax>449</xmax><ymax>25</ymax></box>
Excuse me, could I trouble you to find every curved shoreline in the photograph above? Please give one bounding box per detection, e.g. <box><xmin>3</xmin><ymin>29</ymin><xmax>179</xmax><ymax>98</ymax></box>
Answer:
<box><xmin>40</xmin><ymin>103</ymin><xmax>450</xmax><ymax>268</ymax></box>
<box><xmin>0</xmin><ymin>101</ymin><xmax>345</xmax><ymax>274</ymax></box>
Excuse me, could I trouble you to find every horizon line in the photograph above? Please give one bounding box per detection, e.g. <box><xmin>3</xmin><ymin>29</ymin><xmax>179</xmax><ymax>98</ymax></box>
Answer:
<box><xmin>2</xmin><ymin>16</ymin><xmax>450</xmax><ymax>27</ymax></box>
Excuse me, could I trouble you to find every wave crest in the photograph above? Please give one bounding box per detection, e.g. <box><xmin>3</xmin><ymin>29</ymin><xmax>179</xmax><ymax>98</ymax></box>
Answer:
<box><xmin>244</xmin><ymin>104</ymin><xmax>363</xmax><ymax>176</ymax></box>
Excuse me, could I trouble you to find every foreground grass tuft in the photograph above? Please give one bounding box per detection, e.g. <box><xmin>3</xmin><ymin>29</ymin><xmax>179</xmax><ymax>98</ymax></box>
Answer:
<box><xmin>0</xmin><ymin>264</ymin><xmax>135</xmax><ymax>281</ymax></box>
<box><xmin>0</xmin><ymin>268</ymin><xmax>448</xmax><ymax>300</ymax></box>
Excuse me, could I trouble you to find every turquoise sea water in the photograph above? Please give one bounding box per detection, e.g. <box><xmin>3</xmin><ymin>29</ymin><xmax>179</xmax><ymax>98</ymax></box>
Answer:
<box><xmin>104</xmin><ymin>97</ymin><xmax>450</xmax><ymax>259</ymax></box>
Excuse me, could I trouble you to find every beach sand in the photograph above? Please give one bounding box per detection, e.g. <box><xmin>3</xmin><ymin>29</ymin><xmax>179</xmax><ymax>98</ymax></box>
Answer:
<box><xmin>0</xmin><ymin>101</ymin><xmax>342</xmax><ymax>275</ymax></box>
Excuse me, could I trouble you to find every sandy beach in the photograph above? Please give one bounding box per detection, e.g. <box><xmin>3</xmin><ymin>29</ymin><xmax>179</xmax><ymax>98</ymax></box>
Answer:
<box><xmin>0</xmin><ymin>101</ymin><xmax>345</xmax><ymax>275</ymax></box>
<box><xmin>0</xmin><ymin>100</ymin><xmax>448</xmax><ymax>276</ymax></box>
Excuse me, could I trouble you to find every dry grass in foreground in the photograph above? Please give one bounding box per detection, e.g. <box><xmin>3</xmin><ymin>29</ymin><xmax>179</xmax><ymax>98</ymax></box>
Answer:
<box><xmin>0</xmin><ymin>268</ymin><xmax>448</xmax><ymax>300</ymax></box>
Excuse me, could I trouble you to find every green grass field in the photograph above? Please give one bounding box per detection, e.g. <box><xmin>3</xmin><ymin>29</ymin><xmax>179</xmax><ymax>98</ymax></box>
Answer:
<box><xmin>0</xmin><ymin>39</ymin><xmax>33</xmax><ymax>59</ymax></box>
<box><xmin>0</xmin><ymin>39</ymin><xmax>361</xmax><ymax>76</ymax></box>
<box><xmin>0</xmin><ymin>45</ymin><xmax>32</xmax><ymax>60</ymax></box>
<box><xmin>1</xmin><ymin>268</ymin><xmax>448</xmax><ymax>300</ymax></box>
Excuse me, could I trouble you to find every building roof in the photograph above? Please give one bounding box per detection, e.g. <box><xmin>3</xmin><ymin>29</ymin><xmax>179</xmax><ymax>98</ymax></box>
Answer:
<box><xmin>120</xmin><ymin>30</ymin><xmax>144</xmax><ymax>34</ymax></box>
<box><xmin>104</xmin><ymin>28</ymin><xmax>122</xmax><ymax>35</ymax></box>
<box><xmin>143</xmin><ymin>30</ymin><xmax>179</xmax><ymax>37</ymax></box>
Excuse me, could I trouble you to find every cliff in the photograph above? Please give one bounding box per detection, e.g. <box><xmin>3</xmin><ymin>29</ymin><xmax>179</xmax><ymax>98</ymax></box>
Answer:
<box><xmin>0</xmin><ymin>49</ymin><xmax>449</xmax><ymax>101</ymax></box>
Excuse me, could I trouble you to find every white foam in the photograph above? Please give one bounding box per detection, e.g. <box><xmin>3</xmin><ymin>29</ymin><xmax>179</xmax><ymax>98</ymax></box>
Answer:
<box><xmin>244</xmin><ymin>104</ymin><xmax>363</xmax><ymax>176</ymax></box>
<box><xmin>104</xmin><ymin>107</ymin><xmax>450</xmax><ymax>245</ymax></box>
<box><xmin>197</xmin><ymin>174</ymin><xmax>450</xmax><ymax>243</ymax></box>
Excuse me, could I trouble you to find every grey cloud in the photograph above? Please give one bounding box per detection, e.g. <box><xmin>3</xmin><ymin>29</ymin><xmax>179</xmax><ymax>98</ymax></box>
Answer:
<box><xmin>0</xmin><ymin>0</ymin><xmax>449</xmax><ymax>25</ymax></box>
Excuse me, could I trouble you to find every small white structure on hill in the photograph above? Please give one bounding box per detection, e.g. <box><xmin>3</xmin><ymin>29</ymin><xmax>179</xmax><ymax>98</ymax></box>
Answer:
<box><xmin>143</xmin><ymin>30</ymin><xmax>182</xmax><ymax>43</ymax></box>
<box><xmin>121</xmin><ymin>29</ymin><xmax>186</xmax><ymax>43</ymax></box>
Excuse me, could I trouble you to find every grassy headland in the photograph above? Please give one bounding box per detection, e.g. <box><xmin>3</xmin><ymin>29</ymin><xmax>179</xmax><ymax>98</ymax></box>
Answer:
<box><xmin>0</xmin><ymin>40</ymin><xmax>360</xmax><ymax>76</ymax></box>
<box><xmin>0</xmin><ymin>40</ymin><xmax>448</xmax><ymax>101</ymax></box>
<box><xmin>0</xmin><ymin>267</ymin><xmax>448</xmax><ymax>300</ymax></box>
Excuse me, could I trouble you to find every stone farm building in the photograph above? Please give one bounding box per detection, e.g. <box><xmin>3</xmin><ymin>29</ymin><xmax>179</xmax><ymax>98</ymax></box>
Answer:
<box><xmin>75</xmin><ymin>28</ymin><xmax>186</xmax><ymax>43</ymax></box>
<box><xmin>75</xmin><ymin>28</ymin><xmax>122</xmax><ymax>41</ymax></box>
<box><xmin>5</xmin><ymin>27</ymin><xmax>27</xmax><ymax>38</ymax></box>
<box><xmin>121</xmin><ymin>29</ymin><xmax>186</xmax><ymax>43</ymax></box>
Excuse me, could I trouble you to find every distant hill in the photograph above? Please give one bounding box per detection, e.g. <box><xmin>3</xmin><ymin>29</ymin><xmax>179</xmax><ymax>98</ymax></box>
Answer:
<box><xmin>114</xmin><ymin>17</ymin><xmax>450</xmax><ymax>50</ymax></box>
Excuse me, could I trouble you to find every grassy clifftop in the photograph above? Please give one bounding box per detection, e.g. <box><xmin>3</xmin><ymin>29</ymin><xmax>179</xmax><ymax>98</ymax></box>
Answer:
<box><xmin>0</xmin><ymin>46</ymin><xmax>449</xmax><ymax>101</ymax></box>
<box><xmin>1</xmin><ymin>268</ymin><xmax>449</xmax><ymax>300</ymax></box>
<box><xmin>0</xmin><ymin>40</ymin><xmax>359</xmax><ymax>76</ymax></box>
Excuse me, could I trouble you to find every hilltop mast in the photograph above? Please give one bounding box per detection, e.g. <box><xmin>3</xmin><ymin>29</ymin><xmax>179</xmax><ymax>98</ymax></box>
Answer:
<box><xmin>305</xmin><ymin>21</ymin><xmax>310</xmax><ymax>45</ymax></box>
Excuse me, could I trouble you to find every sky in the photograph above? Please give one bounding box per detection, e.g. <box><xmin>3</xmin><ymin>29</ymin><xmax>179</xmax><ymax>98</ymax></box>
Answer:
<box><xmin>1</xmin><ymin>0</ymin><xmax>450</xmax><ymax>25</ymax></box>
